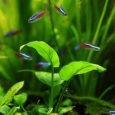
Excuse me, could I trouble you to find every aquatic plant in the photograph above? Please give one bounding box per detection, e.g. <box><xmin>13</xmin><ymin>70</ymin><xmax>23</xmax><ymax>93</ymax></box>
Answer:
<box><xmin>0</xmin><ymin>0</ymin><xmax>115</xmax><ymax>114</ymax></box>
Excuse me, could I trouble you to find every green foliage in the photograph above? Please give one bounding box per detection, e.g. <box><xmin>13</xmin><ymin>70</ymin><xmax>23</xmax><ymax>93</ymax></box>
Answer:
<box><xmin>0</xmin><ymin>65</ymin><xmax>11</xmax><ymax>80</ymax></box>
<box><xmin>99</xmin><ymin>85</ymin><xmax>115</xmax><ymax>99</ymax></box>
<box><xmin>0</xmin><ymin>86</ymin><xmax>4</xmax><ymax>96</ymax></box>
<box><xmin>85</xmin><ymin>103</ymin><xmax>109</xmax><ymax>115</ymax></box>
<box><xmin>0</xmin><ymin>0</ymin><xmax>114</xmax><ymax>114</ymax></box>
<box><xmin>14</xmin><ymin>93</ymin><xmax>27</xmax><ymax>106</ymax></box>
<box><xmin>0</xmin><ymin>105</ymin><xmax>10</xmax><ymax>114</ymax></box>
<box><xmin>35</xmin><ymin>71</ymin><xmax>64</xmax><ymax>87</ymax></box>
<box><xmin>59</xmin><ymin>106</ymin><xmax>74</xmax><ymax>114</ymax></box>
<box><xmin>62</xmin><ymin>99</ymin><xmax>72</xmax><ymax>106</ymax></box>
<box><xmin>7</xmin><ymin>107</ymin><xmax>18</xmax><ymax>115</ymax></box>
<box><xmin>0</xmin><ymin>81</ymin><xmax>24</xmax><ymax>107</ymax></box>
<box><xmin>67</xmin><ymin>95</ymin><xmax>115</xmax><ymax>109</ymax></box>
<box><xmin>37</xmin><ymin>105</ymin><xmax>52</xmax><ymax>115</ymax></box>
<box><xmin>59</xmin><ymin>61</ymin><xmax>106</xmax><ymax>80</ymax></box>
<box><xmin>20</xmin><ymin>41</ymin><xmax>60</xmax><ymax>67</ymax></box>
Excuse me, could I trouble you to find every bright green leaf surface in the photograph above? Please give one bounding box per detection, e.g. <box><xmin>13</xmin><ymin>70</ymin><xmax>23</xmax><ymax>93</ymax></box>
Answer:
<box><xmin>59</xmin><ymin>61</ymin><xmax>106</xmax><ymax>80</ymax></box>
<box><xmin>59</xmin><ymin>106</ymin><xmax>74</xmax><ymax>114</ymax></box>
<box><xmin>0</xmin><ymin>81</ymin><xmax>24</xmax><ymax>107</ymax></box>
<box><xmin>0</xmin><ymin>105</ymin><xmax>10</xmax><ymax>114</ymax></box>
<box><xmin>62</xmin><ymin>99</ymin><xmax>73</xmax><ymax>106</ymax></box>
<box><xmin>35</xmin><ymin>72</ymin><xmax>64</xmax><ymax>87</ymax></box>
<box><xmin>37</xmin><ymin>105</ymin><xmax>48</xmax><ymax>114</ymax></box>
<box><xmin>14</xmin><ymin>93</ymin><xmax>27</xmax><ymax>105</ymax></box>
<box><xmin>20</xmin><ymin>41</ymin><xmax>60</xmax><ymax>67</ymax></box>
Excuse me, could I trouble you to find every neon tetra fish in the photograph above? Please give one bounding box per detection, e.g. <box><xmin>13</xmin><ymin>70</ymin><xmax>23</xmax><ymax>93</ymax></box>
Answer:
<box><xmin>28</xmin><ymin>10</ymin><xmax>46</xmax><ymax>23</ymax></box>
<box><xmin>4</xmin><ymin>30</ymin><xmax>21</xmax><ymax>37</ymax></box>
<box><xmin>74</xmin><ymin>44</ymin><xmax>80</xmax><ymax>50</ymax></box>
<box><xmin>53</xmin><ymin>4</ymin><xmax>67</xmax><ymax>16</ymax></box>
<box><xmin>80</xmin><ymin>42</ymin><xmax>100</xmax><ymax>51</ymax></box>
<box><xmin>109</xmin><ymin>110</ymin><xmax>115</xmax><ymax>114</ymax></box>
<box><xmin>58</xmin><ymin>48</ymin><xmax>67</xmax><ymax>56</ymax></box>
<box><xmin>16</xmin><ymin>52</ymin><xmax>32</xmax><ymax>60</ymax></box>
<box><xmin>36</xmin><ymin>62</ymin><xmax>51</xmax><ymax>67</ymax></box>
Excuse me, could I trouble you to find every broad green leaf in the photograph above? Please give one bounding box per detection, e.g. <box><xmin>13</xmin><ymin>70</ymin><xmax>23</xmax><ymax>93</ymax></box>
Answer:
<box><xmin>14</xmin><ymin>93</ymin><xmax>27</xmax><ymax>105</ymax></box>
<box><xmin>37</xmin><ymin>105</ymin><xmax>48</xmax><ymax>114</ymax></box>
<box><xmin>15</xmin><ymin>112</ymin><xmax>28</xmax><ymax>115</ymax></box>
<box><xmin>59</xmin><ymin>61</ymin><xmax>106</xmax><ymax>80</ymax></box>
<box><xmin>62</xmin><ymin>99</ymin><xmax>73</xmax><ymax>106</ymax></box>
<box><xmin>59</xmin><ymin>106</ymin><xmax>74</xmax><ymax>114</ymax></box>
<box><xmin>20</xmin><ymin>41</ymin><xmax>60</xmax><ymax>67</ymax></box>
<box><xmin>0</xmin><ymin>81</ymin><xmax>24</xmax><ymax>107</ymax></box>
<box><xmin>0</xmin><ymin>105</ymin><xmax>10</xmax><ymax>114</ymax></box>
<box><xmin>35</xmin><ymin>72</ymin><xmax>64</xmax><ymax>87</ymax></box>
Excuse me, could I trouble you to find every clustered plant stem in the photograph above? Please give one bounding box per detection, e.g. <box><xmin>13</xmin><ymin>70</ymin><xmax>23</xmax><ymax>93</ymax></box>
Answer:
<box><xmin>83</xmin><ymin>0</ymin><xmax>109</xmax><ymax>96</ymax></box>
<box><xmin>87</xmin><ymin>0</ymin><xmax>109</xmax><ymax>62</ymax></box>
<box><xmin>54</xmin><ymin>81</ymin><xmax>69</xmax><ymax>112</ymax></box>
<box><xmin>49</xmin><ymin>65</ymin><xmax>54</xmax><ymax>110</ymax></box>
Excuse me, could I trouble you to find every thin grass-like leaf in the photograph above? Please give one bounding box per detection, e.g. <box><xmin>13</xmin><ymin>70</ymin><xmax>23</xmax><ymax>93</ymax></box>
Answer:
<box><xmin>101</xmin><ymin>7</ymin><xmax>115</xmax><ymax>44</ymax></box>
<box><xmin>67</xmin><ymin>95</ymin><xmax>115</xmax><ymax>109</ymax></box>
<box><xmin>0</xmin><ymin>66</ymin><xmax>11</xmax><ymax>80</ymax></box>
<box><xmin>88</xmin><ymin>0</ymin><xmax>109</xmax><ymax>61</ymax></box>
<box><xmin>99</xmin><ymin>85</ymin><xmax>115</xmax><ymax>99</ymax></box>
<box><xmin>0</xmin><ymin>81</ymin><xmax>24</xmax><ymax>108</ymax></box>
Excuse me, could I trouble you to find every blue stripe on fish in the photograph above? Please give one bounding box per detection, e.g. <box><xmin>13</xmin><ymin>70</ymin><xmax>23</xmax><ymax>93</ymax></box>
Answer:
<box><xmin>4</xmin><ymin>30</ymin><xmax>21</xmax><ymax>37</ymax></box>
<box><xmin>58</xmin><ymin>7</ymin><xmax>67</xmax><ymax>16</ymax></box>
<box><xmin>37</xmin><ymin>62</ymin><xmax>50</xmax><ymax>66</ymax></box>
<box><xmin>109</xmin><ymin>110</ymin><xmax>115</xmax><ymax>114</ymax></box>
<box><xmin>28</xmin><ymin>10</ymin><xmax>46</xmax><ymax>23</ymax></box>
<box><xmin>85</xmin><ymin>43</ymin><xmax>100</xmax><ymax>51</ymax></box>
<box><xmin>19</xmin><ymin>52</ymin><xmax>32</xmax><ymax>60</ymax></box>
<box><xmin>53</xmin><ymin>4</ymin><xmax>67</xmax><ymax>16</ymax></box>
<box><xmin>80</xmin><ymin>42</ymin><xmax>100</xmax><ymax>51</ymax></box>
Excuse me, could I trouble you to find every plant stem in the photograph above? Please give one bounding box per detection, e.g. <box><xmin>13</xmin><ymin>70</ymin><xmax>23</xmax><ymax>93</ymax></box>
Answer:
<box><xmin>54</xmin><ymin>81</ymin><xmax>69</xmax><ymax>112</ymax></box>
<box><xmin>48</xmin><ymin>0</ymin><xmax>58</xmax><ymax>47</ymax></box>
<box><xmin>21</xmin><ymin>105</ymin><xmax>26</xmax><ymax>112</ymax></box>
<box><xmin>84</xmin><ymin>0</ymin><xmax>109</xmax><ymax>95</ymax></box>
<box><xmin>49</xmin><ymin>65</ymin><xmax>54</xmax><ymax>109</ymax></box>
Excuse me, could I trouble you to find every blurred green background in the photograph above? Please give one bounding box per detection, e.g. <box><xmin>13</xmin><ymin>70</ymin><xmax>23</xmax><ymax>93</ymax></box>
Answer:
<box><xmin>0</xmin><ymin>0</ymin><xmax>115</xmax><ymax>113</ymax></box>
